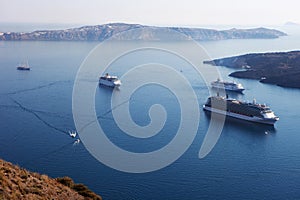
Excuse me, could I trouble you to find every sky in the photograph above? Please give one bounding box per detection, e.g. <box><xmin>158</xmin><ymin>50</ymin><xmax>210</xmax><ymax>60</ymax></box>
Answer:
<box><xmin>1</xmin><ymin>0</ymin><xmax>300</xmax><ymax>27</ymax></box>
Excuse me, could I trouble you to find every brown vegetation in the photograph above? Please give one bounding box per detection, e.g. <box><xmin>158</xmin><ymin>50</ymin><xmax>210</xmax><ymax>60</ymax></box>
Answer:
<box><xmin>0</xmin><ymin>159</ymin><xmax>101</xmax><ymax>200</ymax></box>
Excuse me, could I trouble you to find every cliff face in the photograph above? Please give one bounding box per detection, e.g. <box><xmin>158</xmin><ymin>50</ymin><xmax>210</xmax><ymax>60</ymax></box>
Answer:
<box><xmin>0</xmin><ymin>159</ymin><xmax>101</xmax><ymax>200</ymax></box>
<box><xmin>0</xmin><ymin>23</ymin><xmax>287</xmax><ymax>41</ymax></box>
<box><xmin>204</xmin><ymin>51</ymin><xmax>300</xmax><ymax>88</ymax></box>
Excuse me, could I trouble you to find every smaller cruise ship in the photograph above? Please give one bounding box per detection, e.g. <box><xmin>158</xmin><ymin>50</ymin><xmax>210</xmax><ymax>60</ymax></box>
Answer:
<box><xmin>17</xmin><ymin>61</ymin><xmax>30</xmax><ymax>70</ymax></box>
<box><xmin>99</xmin><ymin>73</ymin><xmax>121</xmax><ymax>88</ymax></box>
<box><xmin>203</xmin><ymin>95</ymin><xmax>279</xmax><ymax>125</ymax></box>
<box><xmin>211</xmin><ymin>78</ymin><xmax>244</xmax><ymax>92</ymax></box>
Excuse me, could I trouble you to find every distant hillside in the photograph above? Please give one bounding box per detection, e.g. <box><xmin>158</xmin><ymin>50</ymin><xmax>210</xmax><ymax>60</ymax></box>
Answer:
<box><xmin>204</xmin><ymin>51</ymin><xmax>300</xmax><ymax>88</ymax></box>
<box><xmin>284</xmin><ymin>21</ymin><xmax>300</xmax><ymax>26</ymax></box>
<box><xmin>0</xmin><ymin>23</ymin><xmax>287</xmax><ymax>41</ymax></box>
<box><xmin>0</xmin><ymin>159</ymin><xmax>101</xmax><ymax>200</ymax></box>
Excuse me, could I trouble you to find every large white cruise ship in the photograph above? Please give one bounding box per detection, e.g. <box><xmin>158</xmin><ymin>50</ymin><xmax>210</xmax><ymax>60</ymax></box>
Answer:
<box><xmin>203</xmin><ymin>95</ymin><xmax>279</xmax><ymax>125</ymax></box>
<box><xmin>99</xmin><ymin>73</ymin><xmax>121</xmax><ymax>88</ymax></box>
<box><xmin>211</xmin><ymin>78</ymin><xmax>244</xmax><ymax>92</ymax></box>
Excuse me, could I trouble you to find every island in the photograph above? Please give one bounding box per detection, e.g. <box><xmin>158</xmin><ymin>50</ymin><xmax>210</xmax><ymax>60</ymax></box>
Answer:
<box><xmin>0</xmin><ymin>23</ymin><xmax>287</xmax><ymax>41</ymax></box>
<box><xmin>204</xmin><ymin>51</ymin><xmax>300</xmax><ymax>88</ymax></box>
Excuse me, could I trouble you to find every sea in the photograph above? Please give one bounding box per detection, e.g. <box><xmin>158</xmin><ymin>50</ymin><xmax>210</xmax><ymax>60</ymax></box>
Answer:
<box><xmin>1</xmin><ymin>24</ymin><xmax>300</xmax><ymax>199</ymax></box>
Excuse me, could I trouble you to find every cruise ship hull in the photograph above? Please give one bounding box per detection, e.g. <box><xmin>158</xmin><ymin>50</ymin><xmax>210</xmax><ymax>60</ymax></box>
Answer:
<box><xmin>203</xmin><ymin>105</ymin><xmax>278</xmax><ymax>125</ymax></box>
<box><xmin>99</xmin><ymin>79</ymin><xmax>121</xmax><ymax>88</ymax></box>
<box><xmin>211</xmin><ymin>85</ymin><xmax>244</xmax><ymax>92</ymax></box>
<box><xmin>211</xmin><ymin>79</ymin><xmax>245</xmax><ymax>93</ymax></box>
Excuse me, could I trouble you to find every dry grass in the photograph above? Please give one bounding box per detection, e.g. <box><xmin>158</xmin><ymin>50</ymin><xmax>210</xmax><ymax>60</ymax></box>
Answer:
<box><xmin>0</xmin><ymin>159</ymin><xmax>102</xmax><ymax>200</ymax></box>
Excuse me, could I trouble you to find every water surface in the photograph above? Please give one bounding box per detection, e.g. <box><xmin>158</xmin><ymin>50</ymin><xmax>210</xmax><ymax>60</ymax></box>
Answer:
<box><xmin>1</xmin><ymin>28</ymin><xmax>300</xmax><ymax>199</ymax></box>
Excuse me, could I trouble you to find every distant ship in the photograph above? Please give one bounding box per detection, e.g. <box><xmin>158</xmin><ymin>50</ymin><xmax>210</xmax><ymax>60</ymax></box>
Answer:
<box><xmin>17</xmin><ymin>61</ymin><xmax>30</xmax><ymax>70</ymax></box>
<box><xmin>211</xmin><ymin>78</ymin><xmax>244</xmax><ymax>92</ymax></box>
<box><xmin>99</xmin><ymin>73</ymin><xmax>121</xmax><ymax>88</ymax></box>
<box><xmin>203</xmin><ymin>95</ymin><xmax>279</xmax><ymax>125</ymax></box>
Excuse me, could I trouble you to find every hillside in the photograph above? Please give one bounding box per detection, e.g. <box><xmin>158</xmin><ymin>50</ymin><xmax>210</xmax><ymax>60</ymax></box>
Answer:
<box><xmin>0</xmin><ymin>159</ymin><xmax>101</xmax><ymax>200</ymax></box>
<box><xmin>204</xmin><ymin>51</ymin><xmax>300</xmax><ymax>88</ymax></box>
<box><xmin>0</xmin><ymin>23</ymin><xmax>287</xmax><ymax>41</ymax></box>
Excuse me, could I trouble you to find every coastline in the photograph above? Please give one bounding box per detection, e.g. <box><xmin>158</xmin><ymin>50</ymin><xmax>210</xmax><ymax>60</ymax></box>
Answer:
<box><xmin>204</xmin><ymin>51</ymin><xmax>300</xmax><ymax>89</ymax></box>
<box><xmin>0</xmin><ymin>158</ymin><xmax>101</xmax><ymax>200</ymax></box>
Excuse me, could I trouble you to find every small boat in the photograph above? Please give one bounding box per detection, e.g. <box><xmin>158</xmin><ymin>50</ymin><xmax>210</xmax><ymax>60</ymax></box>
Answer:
<box><xmin>211</xmin><ymin>78</ymin><xmax>244</xmax><ymax>92</ymax></box>
<box><xmin>17</xmin><ymin>61</ymin><xmax>30</xmax><ymax>70</ymax></box>
<box><xmin>99</xmin><ymin>73</ymin><xmax>121</xmax><ymax>88</ymax></box>
<box><xmin>73</xmin><ymin>138</ymin><xmax>81</xmax><ymax>146</ymax></box>
<box><xmin>203</xmin><ymin>95</ymin><xmax>279</xmax><ymax>125</ymax></box>
<box><xmin>69</xmin><ymin>130</ymin><xmax>77</xmax><ymax>138</ymax></box>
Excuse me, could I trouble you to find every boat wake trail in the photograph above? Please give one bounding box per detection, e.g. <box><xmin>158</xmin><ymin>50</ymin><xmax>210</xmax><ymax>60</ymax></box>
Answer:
<box><xmin>23</xmin><ymin>141</ymin><xmax>75</xmax><ymax>166</ymax></box>
<box><xmin>10</xmin><ymin>97</ymin><xmax>69</xmax><ymax>136</ymax></box>
<box><xmin>101</xmin><ymin>98</ymin><xmax>131</xmax><ymax>116</ymax></box>
<box><xmin>78</xmin><ymin>99</ymin><xmax>131</xmax><ymax>132</ymax></box>
<box><xmin>0</xmin><ymin>80</ymin><xmax>71</xmax><ymax>96</ymax></box>
<box><xmin>0</xmin><ymin>103</ymin><xmax>72</xmax><ymax>120</ymax></box>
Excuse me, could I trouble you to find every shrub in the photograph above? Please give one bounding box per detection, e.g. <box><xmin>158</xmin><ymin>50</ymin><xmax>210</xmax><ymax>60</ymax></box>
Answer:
<box><xmin>72</xmin><ymin>183</ymin><xmax>101</xmax><ymax>200</ymax></box>
<box><xmin>56</xmin><ymin>176</ymin><xmax>74</xmax><ymax>188</ymax></box>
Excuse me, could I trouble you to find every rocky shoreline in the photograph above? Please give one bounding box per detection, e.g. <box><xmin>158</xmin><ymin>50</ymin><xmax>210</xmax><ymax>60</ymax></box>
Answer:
<box><xmin>204</xmin><ymin>51</ymin><xmax>300</xmax><ymax>88</ymax></box>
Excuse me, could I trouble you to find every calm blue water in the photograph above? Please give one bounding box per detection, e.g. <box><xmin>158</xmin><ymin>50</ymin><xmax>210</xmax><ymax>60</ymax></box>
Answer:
<box><xmin>1</xmin><ymin>26</ymin><xmax>300</xmax><ymax>199</ymax></box>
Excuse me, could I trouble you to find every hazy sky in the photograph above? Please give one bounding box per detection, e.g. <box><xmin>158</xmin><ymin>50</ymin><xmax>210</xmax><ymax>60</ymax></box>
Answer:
<box><xmin>1</xmin><ymin>0</ymin><xmax>300</xmax><ymax>26</ymax></box>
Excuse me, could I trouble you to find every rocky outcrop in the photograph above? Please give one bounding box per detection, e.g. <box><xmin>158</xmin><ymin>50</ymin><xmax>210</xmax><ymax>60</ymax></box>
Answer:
<box><xmin>0</xmin><ymin>23</ymin><xmax>287</xmax><ymax>41</ymax></box>
<box><xmin>204</xmin><ymin>51</ymin><xmax>300</xmax><ymax>88</ymax></box>
<box><xmin>0</xmin><ymin>159</ymin><xmax>101</xmax><ymax>200</ymax></box>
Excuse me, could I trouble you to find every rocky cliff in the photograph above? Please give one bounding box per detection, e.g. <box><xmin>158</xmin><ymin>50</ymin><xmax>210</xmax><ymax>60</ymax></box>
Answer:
<box><xmin>204</xmin><ymin>51</ymin><xmax>300</xmax><ymax>88</ymax></box>
<box><xmin>0</xmin><ymin>159</ymin><xmax>101</xmax><ymax>200</ymax></box>
<box><xmin>0</xmin><ymin>23</ymin><xmax>287</xmax><ymax>41</ymax></box>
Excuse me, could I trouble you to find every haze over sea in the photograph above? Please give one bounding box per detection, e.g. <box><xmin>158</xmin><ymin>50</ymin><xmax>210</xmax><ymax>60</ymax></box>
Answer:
<box><xmin>1</xmin><ymin>24</ymin><xmax>300</xmax><ymax>199</ymax></box>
